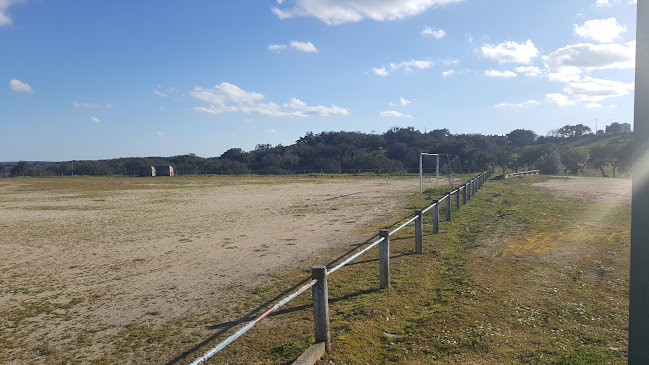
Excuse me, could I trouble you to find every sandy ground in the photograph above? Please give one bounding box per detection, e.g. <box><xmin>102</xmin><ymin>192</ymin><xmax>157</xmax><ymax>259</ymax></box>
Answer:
<box><xmin>533</xmin><ymin>176</ymin><xmax>631</xmax><ymax>205</ymax></box>
<box><xmin>0</xmin><ymin>175</ymin><xmax>424</xmax><ymax>362</ymax></box>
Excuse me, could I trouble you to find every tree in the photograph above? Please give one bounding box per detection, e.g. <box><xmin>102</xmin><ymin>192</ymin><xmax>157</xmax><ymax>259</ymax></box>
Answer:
<box><xmin>588</xmin><ymin>141</ymin><xmax>632</xmax><ymax>177</ymax></box>
<box><xmin>494</xmin><ymin>147</ymin><xmax>513</xmax><ymax>174</ymax></box>
<box><xmin>559</xmin><ymin>147</ymin><xmax>588</xmax><ymax>175</ymax></box>
<box><xmin>589</xmin><ymin>145</ymin><xmax>610</xmax><ymax>177</ymax></box>
<box><xmin>11</xmin><ymin>161</ymin><xmax>29</xmax><ymax>177</ymax></box>
<box><xmin>573</xmin><ymin>124</ymin><xmax>592</xmax><ymax>137</ymax></box>
<box><xmin>534</xmin><ymin>151</ymin><xmax>562</xmax><ymax>175</ymax></box>
<box><xmin>557</xmin><ymin>124</ymin><xmax>592</xmax><ymax>138</ymax></box>
<box><xmin>506</xmin><ymin>129</ymin><xmax>537</xmax><ymax>147</ymax></box>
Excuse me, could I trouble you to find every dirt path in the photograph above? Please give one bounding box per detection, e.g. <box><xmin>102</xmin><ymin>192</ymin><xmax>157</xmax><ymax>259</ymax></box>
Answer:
<box><xmin>533</xmin><ymin>176</ymin><xmax>631</xmax><ymax>204</ymax></box>
<box><xmin>0</xmin><ymin>175</ymin><xmax>421</xmax><ymax>362</ymax></box>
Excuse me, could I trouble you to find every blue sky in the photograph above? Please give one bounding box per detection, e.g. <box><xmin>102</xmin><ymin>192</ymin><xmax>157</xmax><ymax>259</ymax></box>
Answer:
<box><xmin>1</xmin><ymin>0</ymin><xmax>637</xmax><ymax>161</ymax></box>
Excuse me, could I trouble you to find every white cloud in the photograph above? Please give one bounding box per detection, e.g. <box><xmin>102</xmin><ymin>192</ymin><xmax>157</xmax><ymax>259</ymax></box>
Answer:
<box><xmin>422</xmin><ymin>27</ymin><xmax>446</xmax><ymax>39</ymax></box>
<box><xmin>191</xmin><ymin>82</ymin><xmax>265</xmax><ymax>105</ymax></box>
<box><xmin>373</xmin><ymin>59</ymin><xmax>455</xmax><ymax>76</ymax></box>
<box><xmin>268</xmin><ymin>44</ymin><xmax>288</xmax><ymax>51</ymax></box>
<box><xmin>371</xmin><ymin>67</ymin><xmax>389</xmax><ymax>76</ymax></box>
<box><xmin>546</xmin><ymin>93</ymin><xmax>576</xmax><ymax>106</ymax></box>
<box><xmin>390</xmin><ymin>59</ymin><xmax>433</xmax><ymax>71</ymax></box>
<box><xmin>585</xmin><ymin>102</ymin><xmax>616</xmax><ymax>108</ymax></box>
<box><xmin>9</xmin><ymin>79</ymin><xmax>33</xmax><ymax>92</ymax></box>
<box><xmin>628</xmin><ymin>0</ymin><xmax>637</xmax><ymax>3</ymax></box>
<box><xmin>564</xmin><ymin>76</ymin><xmax>634</xmax><ymax>102</ymax></box>
<box><xmin>441</xmin><ymin>69</ymin><xmax>455</xmax><ymax>78</ymax></box>
<box><xmin>386</xmin><ymin>59</ymin><xmax>433</xmax><ymax>75</ymax></box>
<box><xmin>483</xmin><ymin>69</ymin><xmax>517</xmax><ymax>78</ymax></box>
<box><xmin>268</xmin><ymin>41</ymin><xmax>317</xmax><ymax>52</ymax></box>
<box><xmin>0</xmin><ymin>0</ymin><xmax>20</xmax><ymax>27</ymax></box>
<box><xmin>380</xmin><ymin>110</ymin><xmax>413</xmax><ymax>118</ymax></box>
<box><xmin>272</xmin><ymin>0</ymin><xmax>463</xmax><ymax>25</ymax></box>
<box><xmin>481</xmin><ymin>39</ymin><xmax>539</xmax><ymax>64</ymax></box>
<box><xmin>494</xmin><ymin>100</ymin><xmax>540</xmax><ymax>108</ymax></box>
<box><xmin>514</xmin><ymin>65</ymin><xmax>541</xmax><ymax>77</ymax></box>
<box><xmin>192</xmin><ymin>82</ymin><xmax>349</xmax><ymax>118</ymax></box>
<box><xmin>544</xmin><ymin>41</ymin><xmax>635</xmax><ymax>80</ymax></box>
<box><xmin>389</xmin><ymin>97</ymin><xmax>411</xmax><ymax>106</ymax></box>
<box><xmin>90</xmin><ymin>117</ymin><xmax>101</xmax><ymax>124</ymax></box>
<box><xmin>73</xmin><ymin>101</ymin><xmax>112</xmax><ymax>109</ymax></box>
<box><xmin>157</xmin><ymin>131</ymin><xmax>165</xmax><ymax>136</ymax></box>
<box><xmin>270</xmin><ymin>129</ymin><xmax>280</xmax><ymax>135</ymax></box>
<box><xmin>596</xmin><ymin>0</ymin><xmax>619</xmax><ymax>6</ymax></box>
<box><xmin>290</xmin><ymin>40</ymin><xmax>318</xmax><ymax>53</ymax></box>
<box><xmin>574</xmin><ymin>18</ymin><xmax>626</xmax><ymax>43</ymax></box>
<box><xmin>160</xmin><ymin>106</ymin><xmax>166</xmax><ymax>111</ymax></box>
<box><xmin>153</xmin><ymin>90</ymin><xmax>168</xmax><ymax>97</ymax></box>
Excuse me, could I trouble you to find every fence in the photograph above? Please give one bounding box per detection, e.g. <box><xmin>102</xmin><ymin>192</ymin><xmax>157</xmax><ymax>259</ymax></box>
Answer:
<box><xmin>505</xmin><ymin>169</ymin><xmax>540</xmax><ymax>178</ymax></box>
<box><xmin>187</xmin><ymin>168</ymin><xmax>494</xmax><ymax>365</ymax></box>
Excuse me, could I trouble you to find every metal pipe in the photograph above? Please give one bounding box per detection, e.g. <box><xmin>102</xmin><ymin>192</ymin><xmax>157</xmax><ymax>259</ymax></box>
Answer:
<box><xmin>188</xmin><ymin>279</ymin><xmax>317</xmax><ymax>365</ymax></box>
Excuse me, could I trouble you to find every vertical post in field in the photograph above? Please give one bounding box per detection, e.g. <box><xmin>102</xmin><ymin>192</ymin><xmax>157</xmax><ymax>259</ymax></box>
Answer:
<box><xmin>445</xmin><ymin>193</ymin><xmax>451</xmax><ymax>221</ymax></box>
<box><xmin>436</xmin><ymin>154</ymin><xmax>439</xmax><ymax>187</ymax></box>
<box><xmin>455</xmin><ymin>189</ymin><xmax>460</xmax><ymax>210</ymax></box>
<box><xmin>462</xmin><ymin>185</ymin><xmax>467</xmax><ymax>205</ymax></box>
<box><xmin>467</xmin><ymin>182</ymin><xmax>471</xmax><ymax>200</ymax></box>
<box><xmin>415</xmin><ymin>210</ymin><xmax>423</xmax><ymax>254</ymax></box>
<box><xmin>432</xmin><ymin>200</ymin><xmax>439</xmax><ymax>234</ymax></box>
<box><xmin>419</xmin><ymin>153</ymin><xmax>423</xmax><ymax>194</ymax></box>
<box><xmin>312</xmin><ymin>266</ymin><xmax>331</xmax><ymax>353</ymax></box>
<box><xmin>379</xmin><ymin>230</ymin><xmax>390</xmax><ymax>289</ymax></box>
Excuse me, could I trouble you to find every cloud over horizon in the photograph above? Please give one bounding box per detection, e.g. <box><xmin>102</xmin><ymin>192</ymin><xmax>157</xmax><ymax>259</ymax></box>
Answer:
<box><xmin>192</xmin><ymin>82</ymin><xmax>349</xmax><ymax>118</ymax></box>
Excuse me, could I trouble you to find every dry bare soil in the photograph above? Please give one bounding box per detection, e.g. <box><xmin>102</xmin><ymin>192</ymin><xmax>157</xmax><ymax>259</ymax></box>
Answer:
<box><xmin>0</xmin><ymin>175</ymin><xmax>422</xmax><ymax>363</ymax></box>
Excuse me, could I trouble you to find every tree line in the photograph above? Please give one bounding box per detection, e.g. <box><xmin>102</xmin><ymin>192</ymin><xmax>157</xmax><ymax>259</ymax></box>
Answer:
<box><xmin>0</xmin><ymin>125</ymin><xmax>632</xmax><ymax>178</ymax></box>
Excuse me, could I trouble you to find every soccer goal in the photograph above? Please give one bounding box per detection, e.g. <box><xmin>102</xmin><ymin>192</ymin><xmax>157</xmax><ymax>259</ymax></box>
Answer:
<box><xmin>419</xmin><ymin>153</ymin><xmax>463</xmax><ymax>194</ymax></box>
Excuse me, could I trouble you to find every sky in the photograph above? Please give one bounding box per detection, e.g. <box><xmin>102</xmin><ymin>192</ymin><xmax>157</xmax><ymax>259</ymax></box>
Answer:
<box><xmin>0</xmin><ymin>0</ymin><xmax>637</xmax><ymax>161</ymax></box>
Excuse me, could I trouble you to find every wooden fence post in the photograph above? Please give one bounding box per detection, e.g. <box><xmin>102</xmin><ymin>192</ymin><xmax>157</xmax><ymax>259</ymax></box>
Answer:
<box><xmin>312</xmin><ymin>266</ymin><xmax>331</xmax><ymax>353</ymax></box>
<box><xmin>445</xmin><ymin>193</ymin><xmax>451</xmax><ymax>221</ymax></box>
<box><xmin>379</xmin><ymin>230</ymin><xmax>390</xmax><ymax>289</ymax></box>
<box><xmin>467</xmin><ymin>182</ymin><xmax>471</xmax><ymax>200</ymax></box>
<box><xmin>455</xmin><ymin>189</ymin><xmax>460</xmax><ymax>210</ymax></box>
<box><xmin>462</xmin><ymin>185</ymin><xmax>467</xmax><ymax>205</ymax></box>
<box><xmin>432</xmin><ymin>200</ymin><xmax>439</xmax><ymax>234</ymax></box>
<box><xmin>415</xmin><ymin>210</ymin><xmax>423</xmax><ymax>254</ymax></box>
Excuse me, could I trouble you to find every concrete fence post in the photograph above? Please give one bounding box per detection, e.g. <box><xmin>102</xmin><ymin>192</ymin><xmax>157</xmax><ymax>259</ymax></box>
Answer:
<box><xmin>311</xmin><ymin>266</ymin><xmax>331</xmax><ymax>353</ymax></box>
<box><xmin>455</xmin><ymin>189</ymin><xmax>460</xmax><ymax>210</ymax></box>
<box><xmin>415</xmin><ymin>210</ymin><xmax>423</xmax><ymax>254</ymax></box>
<box><xmin>432</xmin><ymin>200</ymin><xmax>439</xmax><ymax>234</ymax></box>
<box><xmin>462</xmin><ymin>185</ymin><xmax>467</xmax><ymax>205</ymax></box>
<box><xmin>445</xmin><ymin>193</ymin><xmax>451</xmax><ymax>221</ymax></box>
<box><xmin>467</xmin><ymin>182</ymin><xmax>471</xmax><ymax>200</ymax></box>
<box><xmin>379</xmin><ymin>230</ymin><xmax>390</xmax><ymax>289</ymax></box>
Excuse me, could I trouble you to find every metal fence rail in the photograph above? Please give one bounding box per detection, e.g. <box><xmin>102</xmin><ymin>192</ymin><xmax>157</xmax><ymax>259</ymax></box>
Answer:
<box><xmin>186</xmin><ymin>168</ymin><xmax>494</xmax><ymax>364</ymax></box>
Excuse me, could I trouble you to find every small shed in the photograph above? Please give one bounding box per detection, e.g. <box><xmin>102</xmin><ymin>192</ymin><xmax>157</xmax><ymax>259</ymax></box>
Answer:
<box><xmin>140</xmin><ymin>166</ymin><xmax>156</xmax><ymax>177</ymax></box>
<box><xmin>156</xmin><ymin>165</ymin><xmax>174</xmax><ymax>176</ymax></box>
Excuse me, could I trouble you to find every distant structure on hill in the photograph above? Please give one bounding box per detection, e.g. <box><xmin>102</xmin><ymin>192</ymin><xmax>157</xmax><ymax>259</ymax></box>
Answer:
<box><xmin>620</xmin><ymin>123</ymin><xmax>632</xmax><ymax>133</ymax></box>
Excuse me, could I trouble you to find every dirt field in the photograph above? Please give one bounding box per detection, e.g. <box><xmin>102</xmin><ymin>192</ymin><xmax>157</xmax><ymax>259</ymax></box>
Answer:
<box><xmin>0</xmin><ymin>175</ymin><xmax>424</xmax><ymax>363</ymax></box>
<box><xmin>533</xmin><ymin>176</ymin><xmax>631</xmax><ymax>204</ymax></box>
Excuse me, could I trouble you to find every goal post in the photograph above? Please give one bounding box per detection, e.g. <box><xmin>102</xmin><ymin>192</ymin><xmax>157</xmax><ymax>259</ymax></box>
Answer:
<box><xmin>419</xmin><ymin>153</ymin><xmax>439</xmax><ymax>194</ymax></box>
<box><xmin>419</xmin><ymin>153</ymin><xmax>463</xmax><ymax>194</ymax></box>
